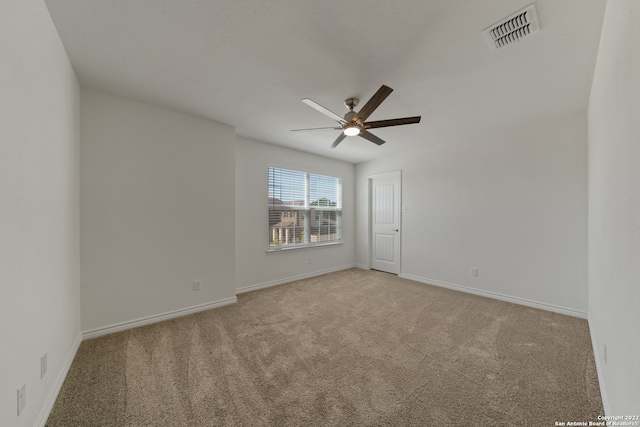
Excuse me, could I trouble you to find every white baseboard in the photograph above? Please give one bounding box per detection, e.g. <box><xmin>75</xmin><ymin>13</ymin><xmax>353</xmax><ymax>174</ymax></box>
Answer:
<box><xmin>588</xmin><ymin>314</ymin><xmax>610</xmax><ymax>415</ymax></box>
<box><xmin>37</xmin><ymin>332</ymin><xmax>82</xmax><ymax>427</ymax></box>
<box><xmin>399</xmin><ymin>273</ymin><xmax>588</xmax><ymax>319</ymax></box>
<box><xmin>236</xmin><ymin>264</ymin><xmax>355</xmax><ymax>294</ymax></box>
<box><xmin>354</xmin><ymin>264</ymin><xmax>370</xmax><ymax>270</ymax></box>
<box><xmin>82</xmin><ymin>297</ymin><xmax>237</xmax><ymax>340</ymax></box>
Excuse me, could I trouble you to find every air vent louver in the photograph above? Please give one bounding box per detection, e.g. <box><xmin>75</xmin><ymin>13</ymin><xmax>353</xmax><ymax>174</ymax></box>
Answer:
<box><xmin>483</xmin><ymin>3</ymin><xmax>540</xmax><ymax>51</ymax></box>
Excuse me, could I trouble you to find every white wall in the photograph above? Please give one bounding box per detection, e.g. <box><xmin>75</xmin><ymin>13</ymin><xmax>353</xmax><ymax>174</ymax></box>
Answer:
<box><xmin>0</xmin><ymin>0</ymin><xmax>81</xmax><ymax>426</ymax></box>
<box><xmin>235</xmin><ymin>136</ymin><xmax>355</xmax><ymax>291</ymax></box>
<box><xmin>588</xmin><ymin>0</ymin><xmax>640</xmax><ymax>414</ymax></box>
<box><xmin>81</xmin><ymin>89</ymin><xmax>236</xmax><ymax>335</ymax></box>
<box><xmin>355</xmin><ymin>112</ymin><xmax>588</xmax><ymax>316</ymax></box>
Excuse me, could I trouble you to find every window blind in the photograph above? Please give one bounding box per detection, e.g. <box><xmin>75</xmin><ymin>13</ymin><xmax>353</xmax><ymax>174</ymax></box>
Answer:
<box><xmin>268</xmin><ymin>166</ymin><xmax>342</xmax><ymax>249</ymax></box>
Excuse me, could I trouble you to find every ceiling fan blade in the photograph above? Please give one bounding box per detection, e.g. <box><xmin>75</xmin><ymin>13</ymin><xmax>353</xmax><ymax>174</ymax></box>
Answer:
<box><xmin>330</xmin><ymin>133</ymin><xmax>347</xmax><ymax>148</ymax></box>
<box><xmin>291</xmin><ymin>126</ymin><xmax>342</xmax><ymax>132</ymax></box>
<box><xmin>302</xmin><ymin>98</ymin><xmax>346</xmax><ymax>123</ymax></box>
<box><xmin>364</xmin><ymin>116</ymin><xmax>421</xmax><ymax>129</ymax></box>
<box><xmin>354</xmin><ymin>85</ymin><xmax>393</xmax><ymax>124</ymax></box>
<box><xmin>359</xmin><ymin>130</ymin><xmax>385</xmax><ymax>146</ymax></box>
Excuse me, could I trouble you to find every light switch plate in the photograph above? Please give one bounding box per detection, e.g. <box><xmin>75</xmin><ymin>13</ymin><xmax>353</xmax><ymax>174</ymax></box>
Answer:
<box><xmin>41</xmin><ymin>353</ymin><xmax>48</xmax><ymax>379</ymax></box>
<box><xmin>17</xmin><ymin>383</ymin><xmax>26</xmax><ymax>415</ymax></box>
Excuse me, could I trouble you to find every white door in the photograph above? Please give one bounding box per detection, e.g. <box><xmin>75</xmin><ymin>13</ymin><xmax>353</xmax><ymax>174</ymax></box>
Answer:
<box><xmin>371</xmin><ymin>171</ymin><xmax>401</xmax><ymax>274</ymax></box>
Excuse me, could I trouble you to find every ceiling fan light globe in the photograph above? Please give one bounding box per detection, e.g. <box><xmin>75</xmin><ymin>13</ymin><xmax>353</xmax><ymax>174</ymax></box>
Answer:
<box><xmin>344</xmin><ymin>126</ymin><xmax>360</xmax><ymax>136</ymax></box>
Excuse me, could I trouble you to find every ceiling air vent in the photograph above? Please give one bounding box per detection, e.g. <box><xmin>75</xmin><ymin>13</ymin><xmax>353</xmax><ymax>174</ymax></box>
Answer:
<box><xmin>482</xmin><ymin>3</ymin><xmax>540</xmax><ymax>51</ymax></box>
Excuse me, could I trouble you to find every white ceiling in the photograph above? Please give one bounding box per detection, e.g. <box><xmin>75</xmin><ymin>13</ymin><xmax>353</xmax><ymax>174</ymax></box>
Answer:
<box><xmin>44</xmin><ymin>0</ymin><xmax>607</xmax><ymax>164</ymax></box>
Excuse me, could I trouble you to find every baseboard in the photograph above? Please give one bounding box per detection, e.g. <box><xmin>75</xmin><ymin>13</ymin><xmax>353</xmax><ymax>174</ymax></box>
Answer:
<box><xmin>354</xmin><ymin>264</ymin><xmax>370</xmax><ymax>270</ymax></box>
<box><xmin>588</xmin><ymin>314</ymin><xmax>611</xmax><ymax>415</ymax></box>
<box><xmin>36</xmin><ymin>332</ymin><xmax>82</xmax><ymax>427</ymax></box>
<box><xmin>399</xmin><ymin>273</ymin><xmax>588</xmax><ymax>319</ymax></box>
<box><xmin>82</xmin><ymin>297</ymin><xmax>237</xmax><ymax>340</ymax></box>
<box><xmin>236</xmin><ymin>264</ymin><xmax>355</xmax><ymax>294</ymax></box>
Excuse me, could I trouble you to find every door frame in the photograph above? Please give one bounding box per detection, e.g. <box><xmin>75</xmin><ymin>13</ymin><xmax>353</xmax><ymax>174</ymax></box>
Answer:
<box><xmin>368</xmin><ymin>170</ymin><xmax>402</xmax><ymax>274</ymax></box>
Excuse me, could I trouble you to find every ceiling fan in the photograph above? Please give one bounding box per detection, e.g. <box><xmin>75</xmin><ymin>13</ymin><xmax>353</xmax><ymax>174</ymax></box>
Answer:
<box><xmin>292</xmin><ymin>85</ymin><xmax>421</xmax><ymax>148</ymax></box>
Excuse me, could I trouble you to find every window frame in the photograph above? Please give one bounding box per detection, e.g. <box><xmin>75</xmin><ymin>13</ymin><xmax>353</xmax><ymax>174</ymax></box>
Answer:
<box><xmin>267</xmin><ymin>166</ymin><xmax>343</xmax><ymax>252</ymax></box>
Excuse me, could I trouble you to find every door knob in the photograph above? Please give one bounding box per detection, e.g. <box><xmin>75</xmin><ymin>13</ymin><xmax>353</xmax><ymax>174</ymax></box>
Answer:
<box><xmin>394</xmin><ymin>229</ymin><xmax>399</xmax><ymax>232</ymax></box>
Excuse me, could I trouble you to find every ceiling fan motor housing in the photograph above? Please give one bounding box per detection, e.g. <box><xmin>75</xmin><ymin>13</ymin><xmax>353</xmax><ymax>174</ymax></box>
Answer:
<box><xmin>344</xmin><ymin>110</ymin><xmax>357</xmax><ymax>122</ymax></box>
<box><xmin>344</xmin><ymin>98</ymin><xmax>359</xmax><ymax>126</ymax></box>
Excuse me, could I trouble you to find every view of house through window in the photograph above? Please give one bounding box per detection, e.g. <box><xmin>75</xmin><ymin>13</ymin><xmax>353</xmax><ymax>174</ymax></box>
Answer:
<box><xmin>268</xmin><ymin>167</ymin><xmax>342</xmax><ymax>249</ymax></box>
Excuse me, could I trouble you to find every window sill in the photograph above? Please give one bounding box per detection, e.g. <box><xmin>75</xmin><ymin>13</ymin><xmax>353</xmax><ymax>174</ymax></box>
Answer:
<box><xmin>266</xmin><ymin>241</ymin><xmax>343</xmax><ymax>253</ymax></box>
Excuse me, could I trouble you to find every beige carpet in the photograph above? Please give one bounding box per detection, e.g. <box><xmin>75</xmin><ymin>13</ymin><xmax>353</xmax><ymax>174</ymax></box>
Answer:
<box><xmin>47</xmin><ymin>269</ymin><xmax>603</xmax><ymax>426</ymax></box>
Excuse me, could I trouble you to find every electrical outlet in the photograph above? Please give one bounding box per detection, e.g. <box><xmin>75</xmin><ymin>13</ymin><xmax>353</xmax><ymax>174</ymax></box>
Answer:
<box><xmin>471</xmin><ymin>267</ymin><xmax>479</xmax><ymax>277</ymax></box>
<box><xmin>41</xmin><ymin>353</ymin><xmax>47</xmax><ymax>379</ymax></box>
<box><xmin>603</xmin><ymin>343</ymin><xmax>607</xmax><ymax>364</ymax></box>
<box><xmin>17</xmin><ymin>383</ymin><xmax>26</xmax><ymax>416</ymax></box>
<box><xmin>308</xmin><ymin>258</ymin><xmax>312</xmax><ymax>264</ymax></box>
<box><xmin>193</xmin><ymin>280</ymin><xmax>201</xmax><ymax>291</ymax></box>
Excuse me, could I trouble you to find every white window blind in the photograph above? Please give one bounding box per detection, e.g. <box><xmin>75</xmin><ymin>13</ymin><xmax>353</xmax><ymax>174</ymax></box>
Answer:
<box><xmin>268</xmin><ymin>166</ymin><xmax>342</xmax><ymax>249</ymax></box>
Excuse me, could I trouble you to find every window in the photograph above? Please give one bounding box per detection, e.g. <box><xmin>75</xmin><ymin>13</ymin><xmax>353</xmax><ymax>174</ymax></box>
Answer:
<box><xmin>268</xmin><ymin>166</ymin><xmax>342</xmax><ymax>250</ymax></box>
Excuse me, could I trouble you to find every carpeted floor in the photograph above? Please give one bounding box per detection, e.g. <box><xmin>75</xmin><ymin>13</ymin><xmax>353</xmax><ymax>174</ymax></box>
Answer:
<box><xmin>47</xmin><ymin>269</ymin><xmax>603</xmax><ymax>426</ymax></box>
